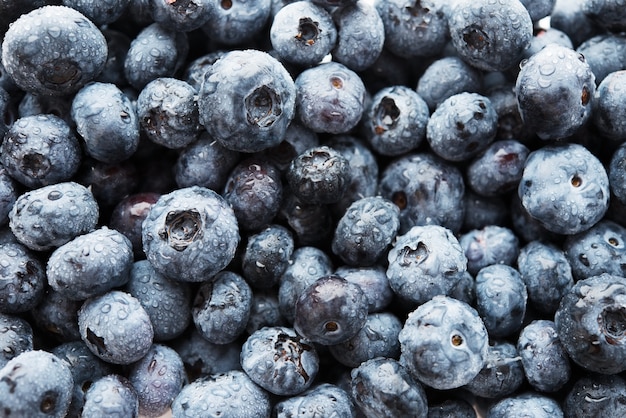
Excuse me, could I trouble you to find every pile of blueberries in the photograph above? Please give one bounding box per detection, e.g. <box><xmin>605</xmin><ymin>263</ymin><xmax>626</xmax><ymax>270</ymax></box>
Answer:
<box><xmin>2</xmin><ymin>0</ymin><xmax>626</xmax><ymax>416</ymax></box>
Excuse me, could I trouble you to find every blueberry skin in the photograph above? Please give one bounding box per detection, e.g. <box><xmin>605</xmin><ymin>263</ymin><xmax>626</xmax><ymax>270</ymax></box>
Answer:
<box><xmin>1</xmin><ymin>114</ymin><xmax>82</xmax><ymax>188</ymax></box>
<box><xmin>182</xmin><ymin>50</ymin><xmax>227</xmax><ymax>92</ymax></box>
<box><xmin>335</xmin><ymin>264</ymin><xmax>393</xmax><ymax>313</ymax></box>
<box><xmin>516</xmin><ymin>44</ymin><xmax>595</xmax><ymax>140</ymax></box>
<box><xmin>294</xmin><ymin>61</ymin><xmax>366</xmax><ymax>134</ymax></box>
<box><xmin>593</xmin><ymin>70</ymin><xmax>626</xmax><ymax>143</ymax></box>
<box><xmin>1</xmin><ymin>5</ymin><xmax>108</xmax><ymax>96</ymax></box>
<box><xmin>378</xmin><ymin>0</ymin><xmax>448</xmax><ymax>58</ymax></box>
<box><xmin>246</xmin><ymin>289</ymin><xmax>287</xmax><ymax>334</ymax></box>
<box><xmin>583</xmin><ymin>0</ymin><xmax>626</xmax><ymax>32</ymax></box>
<box><xmin>0</xmin><ymin>242</ymin><xmax>45</xmax><ymax>314</ymax></box>
<box><xmin>294</xmin><ymin>275</ymin><xmax>368</xmax><ymax>345</ymax></box>
<box><xmin>62</xmin><ymin>0</ymin><xmax>129</xmax><ymax>26</ymax></box>
<box><xmin>487</xmin><ymin>392</ymin><xmax>564</xmax><ymax>418</ymax></box>
<box><xmin>273</xmin><ymin>383</ymin><xmax>356</xmax><ymax>418</ymax></box>
<box><xmin>563</xmin><ymin>220</ymin><xmax>626</xmax><ymax>281</ymax></box>
<box><xmin>0</xmin><ymin>167</ymin><xmax>17</xmax><ymax>224</ymax></box>
<box><xmin>46</xmin><ymin>227</ymin><xmax>133</xmax><ymax>301</ymax></box>
<box><xmin>241</xmin><ymin>224</ymin><xmax>294</xmax><ymax>289</ymax></box>
<box><xmin>475</xmin><ymin>264</ymin><xmax>527</xmax><ymax>338</ymax></box>
<box><xmin>460</xmin><ymin>225</ymin><xmax>520</xmax><ymax>276</ymax></box>
<box><xmin>378</xmin><ymin>152</ymin><xmax>466</xmax><ymax>234</ymax></box>
<box><xmin>125</xmin><ymin>260</ymin><xmax>192</xmax><ymax>341</ymax></box>
<box><xmin>399</xmin><ymin>295</ymin><xmax>488</xmax><ymax>390</ymax></box>
<box><xmin>0</xmin><ymin>313</ymin><xmax>33</xmax><ymax>369</ymax></box>
<box><xmin>416</xmin><ymin>56</ymin><xmax>482</xmax><ymax>112</ymax></box>
<box><xmin>72</xmin><ymin>82</ymin><xmax>139</xmax><ymax>163</ymax></box>
<box><xmin>78</xmin><ymin>290</ymin><xmax>154</xmax><ymax>365</ymax></box>
<box><xmin>350</xmin><ymin>357</ymin><xmax>428</xmax><ymax>418</ymax></box>
<box><xmin>75</xmin><ymin>157</ymin><xmax>139</xmax><ymax>211</ymax></box>
<box><xmin>30</xmin><ymin>288</ymin><xmax>82</xmax><ymax>343</ymax></box>
<box><xmin>128</xmin><ymin>344</ymin><xmax>186</xmax><ymax>418</ymax></box>
<box><xmin>142</xmin><ymin>186</ymin><xmax>239</xmax><ymax>283</ymax></box>
<box><xmin>0</xmin><ymin>350</ymin><xmax>74</xmax><ymax>418</ymax></box>
<box><xmin>329</xmin><ymin>312</ymin><xmax>402</xmax><ymax>368</ymax></box>
<box><xmin>428</xmin><ymin>399</ymin><xmax>477</xmax><ymax>418</ymax></box>
<box><xmin>174</xmin><ymin>133</ymin><xmax>240</xmax><ymax>190</ymax></box>
<box><xmin>258</xmin><ymin>120</ymin><xmax>319</xmax><ymax>172</ymax></box>
<box><xmin>518</xmin><ymin>143</ymin><xmax>610</xmax><ymax>235</ymax></box>
<box><xmin>517</xmin><ymin>240</ymin><xmax>574</xmax><ymax>315</ymax></box>
<box><xmin>109</xmin><ymin>192</ymin><xmax>160</xmax><ymax>259</ymax></box>
<box><xmin>386</xmin><ymin>225</ymin><xmax>468</xmax><ymax>306</ymax></box>
<box><xmin>9</xmin><ymin>182</ymin><xmax>99</xmax><ymax>252</ymax></box>
<box><xmin>510</xmin><ymin>193</ymin><xmax>557</xmax><ymax>244</ymax></box>
<box><xmin>555</xmin><ymin>274</ymin><xmax>626</xmax><ymax>374</ymax></box>
<box><xmin>364</xmin><ymin>85</ymin><xmax>429</xmax><ymax>157</ymax></box>
<box><xmin>97</xmin><ymin>29</ymin><xmax>131</xmax><ymax>87</ymax></box>
<box><xmin>332</xmin><ymin>196</ymin><xmax>400</xmax><ymax>267</ymax></box>
<box><xmin>522</xmin><ymin>27</ymin><xmax>574</xmax><ymax>60</ymax></box>
<box><xmin>487</xmin><ymin>83</ymin><xmax>532</xmax><ymax>142</ymax></box>
<box><xmin>171</xmin><ymin>370</ymin><xmax>271</xmax><ymax>418</ymax></box>
<box><xmin>137</xmin><ymin>77</ymin><xmax>201</xmax><ymax>149</ymax></box>
<box><xmin>270</xmin><ymin>1</ymin><xmax>337</xmax><ymax>67</ymax></box>
<box><xmin>519</xmin><ymin>0</ymin><xmax>556</xmax><ymax>21</ymax></box>
<box><xmin>564</xmin><ymin>374</ymin><xmax>626</xmax><ymax>418</ymax></box>
<box><xmin>277</xmin><ymin>193</ymin><xmax>334</xmax><ymax>246</ymax></box>
<box><xmin>448</xmin><ymin>0</ymin><xmax>533</xmax><ymax>71</ymax></box>
<box><xmin>201</xmin><ymin>0</ymin><xmax>272</xmax><ymax>46</ymax></box>
<box><xmin>240</xmin><ymin>326</ymin><xmax>319</xmax><ymax>396</ymax></box>
<box><xmin>81</xmin><ymin>374</ymin><xmax>139</xmax><ymax>418</ymax></box>
<box><xmin>462</xmin><ymin>192</ymin><xmax>508</xmax><ymax>232</ymax></box>
<box><xmin>332</xmin><ymin>1</ymin><xmax>384</xmax><ymax>71</ymax></box>
<box><xmin>426</xmin><ymin>92</ymin><xmax>498</xmax><ymax>163</ymax></box>
<box><xmin>464</xmin><ymin>341</ymin><xmax>524</xmax><ymax>399</ymax></box>
<box><xmin>192</xmin><ymin>271</ymin><xmax>252</xmax><ymax>344</ymax></box>
<box><xmin>551</xmin><ymin>0</ymin><xmax>601</xmax><ymax>48</ymax></box>
<box><xmin>610</xmin><ymin>141</ymin><xmax>626</xmax><ymax>205</ymax></box>
<box><xmin>124</xmin><ymin>23</ymin><xmax>188</xmax><ymax>91</ymax></box>
<box><xmin>150</xmin><ymin>0</ymin><xmax>212</xmax><ymax>32</ymax></box>
<box><xmin>576</xmin><ymin>34</ymin><xmax>626</xmax><ymax>85</ymax></box>
<box><xmin>467</xmin><ymin>139</ymin><xmax>530</xmax><ymax>197</ymax></box>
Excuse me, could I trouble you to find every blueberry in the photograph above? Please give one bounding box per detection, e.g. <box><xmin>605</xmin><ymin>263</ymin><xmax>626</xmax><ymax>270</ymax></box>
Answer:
<box><xmin>142</xmin><ymin>186</ymin><xmax>239</xmax><ymax>283</ymax></box>
<box><xmin>593</xmin><ymin>70</ymin><xmax>626</xmax><ymax>143</ymax></box>
<box><xmin>459</xmin><ymin>225</ymin><xmax>520</xmax><ymax>275</ymax></box>
<box><xmin>128</xmin><ymin>344</ymin><xmax>186</xmax><ymax>418</ymax></box>
<box><xmin>334</xmin><ymin>264</ymin><xmax>393</xmax><ymax>313</ymax></box>
<box><xmin>294</xmin><ymin>274</ymin><xmax>368</xmax><ymax>345</ymax></box>
<box><xmin>509</xmin><ymin>193</ymin><xmax>557</xmax><ymax>244</ymax></box>
<box><xmin>258</xmin><ymin>120</ymin><xmax>319</xmax><ymax>173</ymax></box>
<box><xmin>517</xmin><ymin>240</ymin><xmax>574</xmax><ymax>315</ymax></box>
<box><xmin>350</xmin><ymin>357</ymin><xmax>428</xmax><ymax>418</ymax></box>
<box><xmin>97</xmin><ymin>29</ymin><xmax>131</xmax><ymax>87</ymax></box>
<box><xmin>109</xmin><ymin>192</ymin><xmax>160</xmax><ymax>259</ymax></box>
<box><xmin>386</xmin><ymin>225</ymin><xmax>468</xmax><ymax>307</ymax></box>
<box><xmin>1</xmin><ymin>5</ymin><xmax>108</xmax><ymax>96</ymax></box>
<box><xmin>201</xmin><ymin>0</ymin><xmax>272</xmax><ymax>46</ymax></box>
<box><xmin>294</xmin><ymin>61</ymin><xmax>366</xmax><ymax>134</ymax></box>
<box><xmin>46</xmin><ymin>227</ymin><xmax>133</xmax><ymax>301</ymax></box>
<box><xmin>81</xmin><ymin>374</ymin><xmax>139</xmax><ymax>418</ymax></box>
<box><xmin>487</xmin><ymin>392</ymin><xmax>564</xmax><ymax>418</ymax></box>
<box><xmin>516</xmin><ymin>44</ymin><xmax>595</xmax><ymax>140</ymax></box>
<box><xmin>192</xmin><ymin>271</ymin><xmax>252</xmax><ymax>344</ymax></box>
<box><xmin>551</xmin><ymin>0</ymin><xmax>602</xmax><ymax>47</ymax></box>
<box><xmin>241</xmin><ymin>326</ymin><xmax>319</xmax><ymax>396</ymax></box>
<box><xmin>583</xmin><ymin>0</ymin><xmax>626</xmax><ymax>32</ymax></box>
<box><xmin>137</xmin><ymin>77</ymin><xmax>201</xmax><ymax>149</ymax></box>
<box><xmin>171</xmin><ymin>370</ymin><xmax>271</xmax><ymax>418</ymax></box>
<box><xmin>363</xmin><ymin>85</ymin><xmax>429</xmax><ymax>157</ymax></box>
<box><xmin>150</xmin><ymin>0</ymin><xmax>212</xmax><ymax>32</ymax></box>
<box><xmin>332</xmin><ymin>196</ymin><xmax>400</xmax><ymax>267</ymax></box>
<box><xmin>241</xmin><ymin>224</ymin><xmax>294</xmax><ymax>289</ymax></box>
<box><xmin>462</xmin><ymin>191</ymin><xmax>508</xmax><ymax>232</ymax></box>
<box><xmin>399</xmin><ymin>295</ymin><xmax>488</xmax><ymax>390</ymax></box>
<box><xmin>0</xmin><ymin>86</ymin><xmax>15</xmax><ymax>138</ymax></box>
<box><xmin>1</xmin><ymin>114</ymin><xmax>82</xmax><ymax>188</ymax></box>
<box><xmin>564</xmin><ymin>374</ymin><xmax>626</xmax><ymax>418</ymax></box>
<box><xmin>0</xmin><ymin>350</ymin><xmax>74</xmax><ymax>418</ymax></box>
<box><xmin>426</xmin><ymin>92</ymin><xmax>498</xmax><ymax>163</ymax></box>
<box><xmin>428</xmin><ymin>399</ymin><xmax>477</xmax><ymax>418</ymax></box>
<box><xmin>576</xmin><ymin>34</ymin><xmax>626</xmax><ymax>85</ymax></box>
<box><xmin>486</xmin><ymin>83</ymin><xmax>532</xmax><ymax>142</ymax></box>
<box><xmin>0</xmin><ymin>313</ymin><xmax>33</xmax><ymax>369</ymax></box>
<box><xmin>72</xmin><ymin>81</ymin><xmax>139</xmax><ymax>163</ymax></box>
<box><xmin>519</xmin><ymin>0</ymin><xmax>556</xmax><ymax>21</ymax></box>
<box><xmin>0</xmin><ymin>242</ymin><xmax>45</xmax><ymax>314</ymax></box>
<box><xmin>125</xmin><ymin>260</ymin><xmax>192</xmax><ymax>341</ymax></box>
<box><xmin>9</xmin><ymin>182</ymin><xmax>99</xmax><ymax>252</ymax></box>
<box><xmin>277</xmin><ymin>193</ymin><xmax>334</xmax><ymax>246</ymax></box>
<box><xmin>245</xmin><ymin>289</ymin><xmax>287</xmax><ymax>334</ymax></box>
<box><xmin>78</xmin><ymin>290</ymin><xmax>154</xmax><ymax>365</ymax></box>
<box><xmin>30</xmin><ymin>288</ymin><xmax>82</xmax><ymax>343</ymax></box>
<box><xmin>464</xmin><ymin>341</ymin><xmax>524</xmax><ymax>399</ymax></box>
<box><xmin>16</xmin><ymin>92</ymin><xmax>73</xmax><ymax>132</ymax></box>
<box><xmin>518</xmin><ymin>143</ymin><xmax>610</xmax><ymax>235</ymax></box>
<box><xmin>63</xmin><ymin>0</ymin><xmax>129</xmax><ymax>25</ymax></box>
<box><xmin>269</xmin><ymin>1</ymin><xmax>337</xmax><ymax>67</ymax></box>
<box><xmin>273</xmin><ymin>383</ymin><xmax>356</xmax><ymax>418</ymax></box>
<box><xmin>378</xmin><ymin>152</ymin><xmax>466</xmax><ymax>234</ymax></box>
<box><xmin>74</xmin><ymin>157</ymin><xmax>139</xmax><ymax>211</ymax></box>
<box><xmin>182</xmin><ymin>50</ymin><xmax>226</xmax><ymax>92</ymax></box>
<box><xmin>522</xmin><ymin>27</ymin><xmax>574</xmax><ymax>60</ymax></box>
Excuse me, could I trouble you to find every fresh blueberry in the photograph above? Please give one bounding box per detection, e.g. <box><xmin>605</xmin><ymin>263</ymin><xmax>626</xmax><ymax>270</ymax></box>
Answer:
<box><xmin>201</xmin><ymin>0</ymin><xmax>272</xmax><ymax>46</ymax></box>
<box><xmin>386</xmin><ymin>225</ymin><xmax>468</xmax><ymax>307</ymax></box>
<box><xmin>517</xmin><ymin>240</ymin><xmax>575</xmax><ymax>315</ymax></box>
<box><xmin>192</xmin><ymin>271</ymin><xmax>252</xmax><ymax>344</ymax></box>
<box><xmin>273</xmin><ymin>383</ymin><xmax>356</xmax><ymax>418</ymax></box>
<box><xmin>0</xmin><ymin>86</ymin><xmax>15</xmax><ymax>139</ymax></box>
<box><xmin>245</xmin><ymin>289</ymin><xmax>287</xmax><ymax>334</ymax></box>
<box><xmin>78</xmin><ymin>290</ymin><xmax>154</xmax><ymax>365</ymax></box>
<box><xmin>171</xmin><ymin>370</ymin><xmax>271</xmax><ymax>418</ymax></box>
<box><xmin>459</xmin><ymin>225</ymin><xmax>520</xmax><ymax>275</ymax></box>
<box><xmin>294</xmin><ymin>61</ymin><xmax>366</xmax><ymax>134</ymax></box>
<box><xmin>0</xmin><ymin>350</ymin><xmax>74</xmax><ymax>418</ymax></box>
<box><xmin>96</xmin><ymin>29</ymin><xmax>131</xmax><ymax>87</ymax></box>
<box><xmin>141</xmin><ymin>186</ymin><xmax>239</xmax><ymax>282</ymax></box>
<box><xmin>1</xmin><ymin>5</ymin><xmax>108</xmax><ymax>96</ymax></box>
<box><xmin>9</xmin><ymin>182</ymin><xmax>99</xmax><ymax>252</ymax></box>
<box><xmin>593</xmin><ymin>70</ymin><xmax>626</xmax><ymax>143</ymax></box>
<box><xmin>109</xmin><ymin>192</ymin><xmax>160</xmax><ymax>259</ymax></box>
<box><xmin>551</xmin><ymin>0</ymin><xmax>602</xmax><ymax>47</ymax></box>
<box><xmin>150</xmin><ymin>0</ymin><xmax>212</xmax><ymax>32</ymax></box>
<box><xmin>125</xmin><ymin>260</ymin><xmax>192</xmax><ymax>341</ymax></box>
<box><xmin>81</xmin><ymin>374</ymin><xmax>139</xmax><ymax>418</ymax></box>
<box><xmin>518</xmin><ymin>143</ymin><xmax>610</xmax><ymax>235</ymax></box>
<box><xmin>428</xmin><ymin>399</ymin><xmax>477</xmax><ymax>418</ymax></box>
<box><xmin>17</xmin><ymin>91</ymin><xmax>75</xmax><ymax>131</ymax></box>
<box><xmin>1</xmin><ymin>114</ymin><xmax>82</xmax><ymax>188</ymax></box>
<box><xmin>182</xmin><ymin>50</ymin><xmax>226</xmax><ymax>92</ymax></box>
<box><xmin>522</xmin><ymin>26</ymin><xmax>574</xmax><ymax>60</ymax></box>
<box><xmin>486</xmin><ymin>83</ymin><xmax>532</xmax><ymax>142</ymax></box>
<box><xmin>487</xmin><ymin>392</ymin><xmax>564</xmax><ymax>418</ymax></box>
<box><xmin>0</xmin><ymin>313</ymin><xmax>33</xmax><ymax>369</ymax></box>
<box><xmin>363</xmin><ymin>85</ymin><xmax>429</xmax><ymax>157</ymax></box>
<box><xmin>509</xmin><ymin>193</ymin><xmax>557</xmax><ymax>244</ymax></box>
<box><xmin>75</xmin><ymin>157</ymin><xmax>139</xmax><ymax>211</ymax></box>
<box><xmin>335</xmin><ymin>264</ymin><xmax>393</xmax><ymax>313</ymax></box>
<box><xmin>462</xmin><ymin>191</ymin><xmax>508</xmax><ymax>232</ymax></box>
<box><xmin>515</xmin><ymin>44</ymin><xmax>595</xmax><ymax>140</ymax></box>
<box><xmin>576</xmin><ymin>34</ymin><xmax>626</xmax><ymax>85</ymax></box>
<box><xmin>555</xmin><ymin>273</ymin><xmax>626</xmax><ymax>374</ymax></box>
<box><xmin>270</xmin><ymin>1</ymin><xmax>337</xmax><ymax>67</ymax></box>
<box><xmin>240</xmin><ymin>326</ymin><xmax>319</xmax><ymax>396</ymax></box>
<box><xmin>62</xmin><ymin>0</ymin><xmax>129</xmax><ymax>26</ymax></box>
<box><xmin>399</xmin><ymin>295</ymin><xmax>488</xmax><ymax>390</ymax></box>
<box><xmin>520</xmin><ymin>0</ymin><xmax>556</xmax><ymax>21</ymax></box>
<box><xmin>564</xmin><ymin>374</ymin><xmax>626</xmax><ymax>418</ymax></box>
<box><xmin>30</xmin><ymin>288</ymin><xmax>82</xmax><ymax>343</ymax></box>
<box><xmin>583</xmin><ymin>0</ymin><xmax>626</xmax><ymax>32</ymax></box>
<box><xmin>241</xmin><ymin>224</ymin><xmax>294</xmax><ymax>289</ymax></box>
<box><xmin>294</xmin><ymin>274</ymin><xmax>368</xmax><ymax>345</ymax></box>
<box><xmin>128</xmin><ymin>343</ymin><xmax>186</xmax><ymax>418</ymax></box>
<box><xmin>0</xmin><ymin>242</ymin><xmax>45</xmax><ymax>314</ymax></box>
<box><xmin>277</xmin><ymin>192</ymin><xmax>334</xmax><ymax>246</ymax></box>
<box><xmin>464</xmin><ymin>340</ymin><xmax>524</xmax><ymax>399</ymax></box>
<box><xmin>71</xmin><ymin>81</ymin><xmax>140</xmax><ymax>163</ymax></box>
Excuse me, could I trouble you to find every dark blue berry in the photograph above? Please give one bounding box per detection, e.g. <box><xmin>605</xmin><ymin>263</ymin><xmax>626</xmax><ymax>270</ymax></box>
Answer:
<box><xmin>335</xmin><ymin>264</ymin><xmax>393</xmax><ymax>313</ymax></box>
<box><xmin>81</xmin><ymin>374</ymin><xmax>139</xmax><ymax>418</ymax></box>
<box><xmin>593</xmin><ymin>70</ymin><xmax>626</xmax><ymax>143</ymax></box>
<box><xmin>241</xmin><ymin>224</ymin><xmax>294</xmax><ymax>289</ymax></box>
<box><xmin>487</xmin><ymin>392</ymin><xmax>564</xmax><ymax>418</ymax></box>
<box><xmin>62</xmin><ymin>0</ymin><xmax>129</xmax><ymax>26</ymax></box>
<box><xmin>30</xmin><ymin>288</ymin><xmax>82</xmax><ymax>343</ymax></box>
<box><xmin>564</xmin><ymin>374</ymin><xmax>626</xmax><ymax>418</ymax></box>
<box><xmin>109</xmin><ymin>192</ymin><xmax>160</xmax><ymax>259</ymax></box>
<box><xmin>428</xmin><ymin>399</ymin><xmax>477</xmax><ymax>418</ymax></box>
<box><xmin>520</xmin><ymin>0</ymin><xmax>556</xmax><ymax>21</ymax></box>
<box><xmin>462</xmin><ymin>191</ymin><xmax>508</xmax><ymax>232</ymax></box>
<box><xmin>464</xmin><ymin>341</ymin><xmax>524</xmax><ymax>399</ymax></box>
<box><xmin>150</xmin><ymin>0</ymin><xmax>212</xmax><ymax>32</ymax></box>
<box><xmin>246</xmin><ymin>289</ymin><xmax>287</xmax><ymax>334</ymax></box>
<box><xmin>201</xmin><ymin>0</ymin><xmax>272</xmax><ymax>46</ymax></box>
<box><xmin>0</xmin><ymin>242</ymin><xmax>45</xmax><ymax>314</ymax></box>
<box><xmin>96</xmin><ymin>29</ymin><xmax>131</xmax><ymax>87</ymax></box>
<box><xmin>576</xmin><ymin>34</ymin><xmax>626</xmax><ymax>85</ymax></box>
<box><xmin>0</xmin><ymin>313</ymin><xmax>33</xmax><ymax>369</ymax></box>
<box><xmin>273</xmin><ymin>383</ymin><xmax>355</xmax><ymax>418</ymax></box>
<box><xmin>182</xmin><ymin>50</ymin><xmax>226</xmax><ymax>92</ymax></box>
<box><xmin>523</xmin><ymin>26</ymin><xmax>574</xmax><ymax>60</ymax></box>
<box><xmin>583</xmin><ymin>0</ymin><xmax>626</xmax><ymax>32</ymax></box>
<box><xmin>277</xmin><ymin>193</ymin><xmax>334</xmax><ymax>246</ymax></box>
<box><xmin>460</xmin><ymin>225</ymin><xmax>520</xmax><ymax>275</ymax></box>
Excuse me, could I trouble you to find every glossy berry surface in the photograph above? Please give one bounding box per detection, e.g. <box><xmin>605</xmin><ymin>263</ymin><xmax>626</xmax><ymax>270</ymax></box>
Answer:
<box><xmin>81</xmin><ymin>374</ymin><xmax>139</xmax><ymax>418</ymax></box>
<box><xmin>464</xmin><ymin>340</ymin><xmax>524</xmax><ymax>399</ymax></box>
<box><xmin>273</xmin><ymin>383</ymin><xmax>356</xmax><ymax>418</ymax></box>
